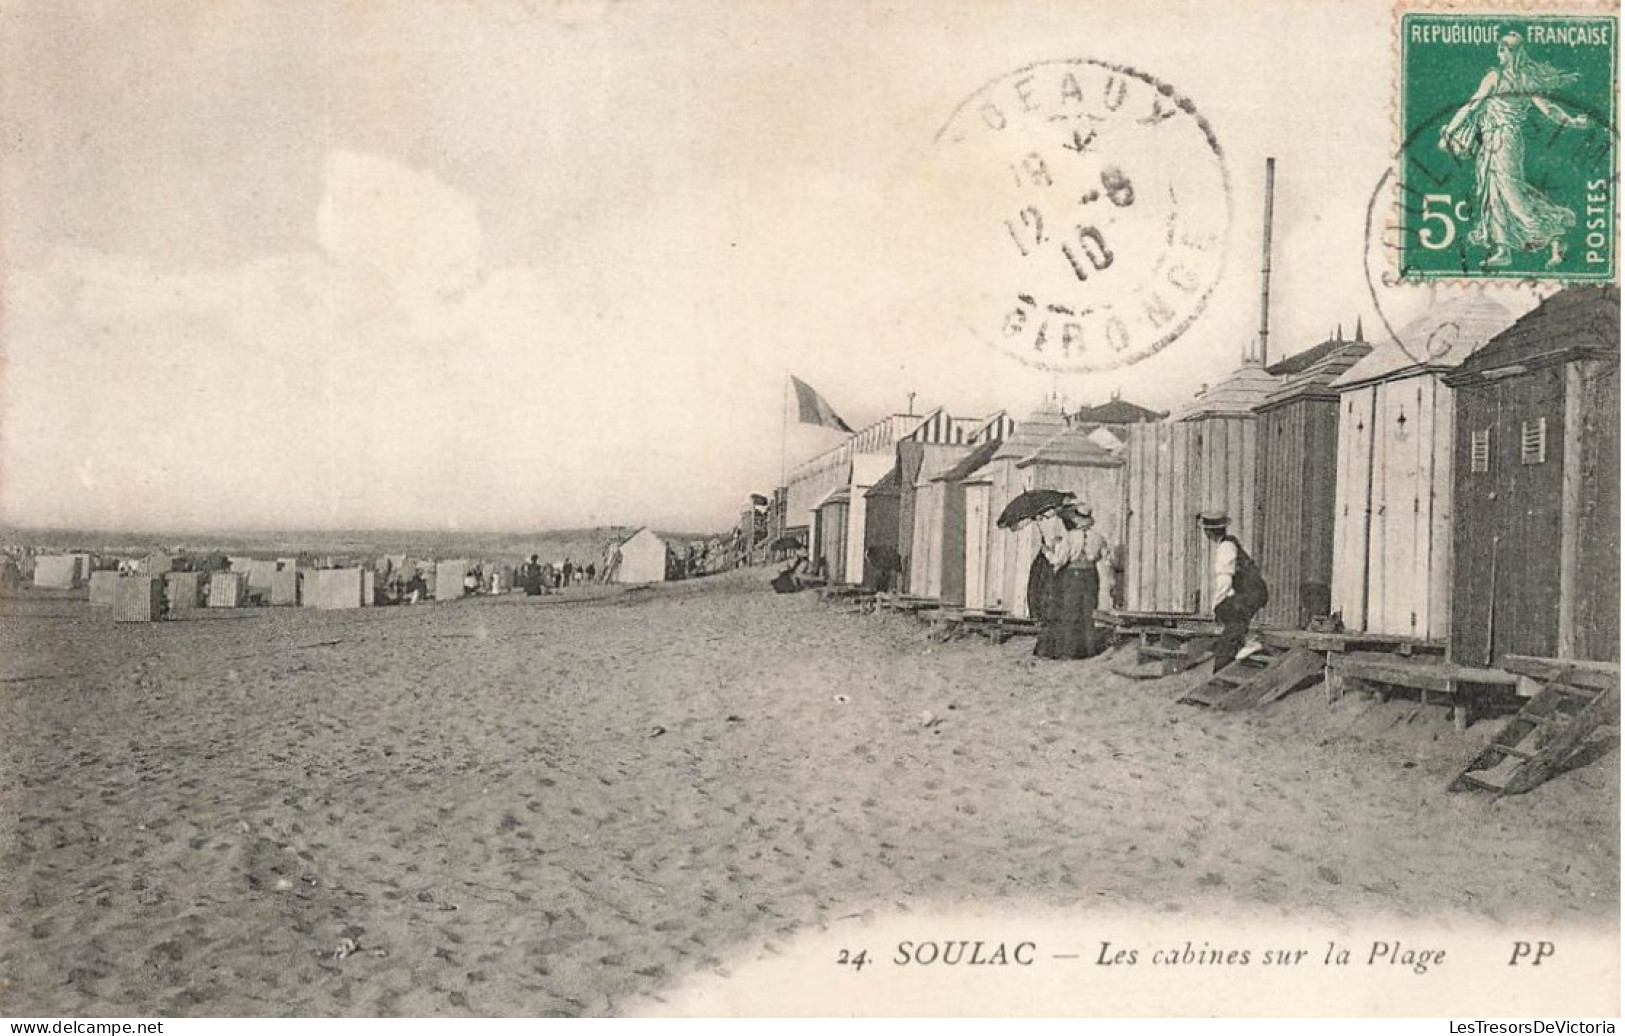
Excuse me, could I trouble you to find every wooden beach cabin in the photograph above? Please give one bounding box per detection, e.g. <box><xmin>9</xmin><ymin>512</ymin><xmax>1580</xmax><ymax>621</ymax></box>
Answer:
<box><xmin>960</xmin><ymin>407</ymin><xmax>1072</xmax><ymax>615</ymax></box>
<box><xmin>890</xmin><ymin>409</ymin><xmax>1006</xmax><ymax>594</ymax></box>
<box><xmin>905</xmin><ymin>413</ymin><xmax>1013</xmax><ymax>601</ymax></box>
<box><xmin>436</xmin><ymin>560</ymin><xmax>470</xmax><ymax>600</ymax></box>
<box><xmin>1122</xmin><ymin>362</ymin><xmax>1276</xmax><ymax>615</ymax></box>
<box><xmin>812</xmin><ymin>487</ymin><xmax>851</xmax><ymax>582</ymax></box>
<box><xmin>861</xmin><ymin>466</ymin><xmax>902</xmax><ymax>589</ymax></box>
<box><xmin>113</xmin><ymin>576</ymin><xmax>164</xmax><ymax>623</ymax></box>
<box><xmin>270</xmin><ymin>567</ymin><xmax>301</xmax><ymax>606</ymax></box>
<box><xmin>1443</xmin><ymin>285</ymin><xmax>1619</xmax><ymax>665</ymax></box>
<box><xmin>208</xmin><ymin>571</ymin><xmax>247</xmax><ymax>608</ymax></box>
<box><xmin>1001</xmin><ymin>422</ymin><xmax>1127</xmax><ymax>616</ymax></box>
<box><xmin>915</xmin><ymin>437</ymin><xmax>1004</xmax><ymax>605</ymax></box>
<box><xmin>164</xmin><ymin>571</ymin><xmax>204</xmax><ymax>611</ymax></box>
<box><xmin>1327</xmin><ymin>300</ymin><xmax>1513</xmax><ymax>643</ymax></box>
<box><xmin>308</xmin><ymin>568</ymin><xmax>365</xmax><ymax>610</ymax></box>
<box><xmin>1252</xmin><ymin>328</ymin><xmax>1373</xmax><ymax>628</ymax></box>
<box><xmin>89</xmin><ymin>570</ymin><xmax>121</xmax><ymax>606</ymax></box>
<box><xmin>32</xmin><ymin>555</ymin><xmax>81</xmax><ymax>589</ymax></box>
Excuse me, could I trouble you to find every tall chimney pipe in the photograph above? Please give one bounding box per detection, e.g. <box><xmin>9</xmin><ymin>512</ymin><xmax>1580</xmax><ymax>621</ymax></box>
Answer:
<box><xmin>1257</xmin><ymin>157</ymin><xmax>1276</xmax><ymax>368</ymax></box>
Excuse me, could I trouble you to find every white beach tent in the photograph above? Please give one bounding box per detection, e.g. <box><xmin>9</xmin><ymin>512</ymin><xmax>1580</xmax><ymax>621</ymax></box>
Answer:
<box><xmin>33</xmin><ymin>555</ymin><xmax>81</xmax><ymax>589</ymax></box>
<box><xmin>613</xmin><ymin>528</ymin><xmax>670</xmax><ymax>584</ymax></box>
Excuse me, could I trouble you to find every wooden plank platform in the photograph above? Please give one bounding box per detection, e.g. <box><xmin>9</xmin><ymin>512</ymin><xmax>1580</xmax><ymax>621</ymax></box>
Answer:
<box><xmin>1326</xmin><ymin>652</ymin><xmax>1521</xmax><ymax>731</ymax></box>
<box><xmin>1261</xmin><ymin>629</ymin><xmax>1446</xmax><ymax>655</ymax></box>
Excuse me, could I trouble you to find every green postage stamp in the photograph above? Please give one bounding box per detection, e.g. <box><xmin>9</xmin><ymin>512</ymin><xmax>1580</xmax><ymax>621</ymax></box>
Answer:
<box><xmin>1399</xmin><ymin>9</ymin><xmax>1618</xmax><ymax>280</ymax></box>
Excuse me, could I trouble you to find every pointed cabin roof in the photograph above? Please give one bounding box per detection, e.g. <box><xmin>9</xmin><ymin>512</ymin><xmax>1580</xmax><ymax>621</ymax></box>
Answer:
<box><xmin>813</xmin><ymin>486</ymin><xmax>850</xmax><ymax>509</ymax></box>
<box><xmin>1332</xmin><ymin>297</ymin><xmax>1517</xmax><ymax>389</ymax></box>
<box><xmin>912</xmin><ymin>444</ymin><xmax>972</xmax><ymax>490</ymax></box>
<box><xmin>863</xmin><ymin>464</ymin><xmax>902</xmax><ymax>499</ymax></box>
<box><xmin>1072</xmin><ymin>397</ymin><xmax>1166</xmax><ymax>425</ymax></box>
<box><xmin>1175</xmin><ymin>363</ymin><xmax>1280</xmax><ymax>420</ymax></box>
<box><xmin>1446</xmin><ymin>285</ymin><xmax>1618</xmax><ymax>385</ymax></box>
<box><xmin>1016</xmin><ymin>421</ymin><xmax>1123</xmax><ymax>468</ymax></box>
<box><xmin>1258</xmin><ymin>337</ymin><xmax>1375</xmax><ymax>410</ymax></box>
<box><xmin>990</xmin><ymin>407</ymin><xmax>1071</xmax><ymax>461</ymax></box>
<box><xmin>933</xmin><ymin>437</ymin><xmax>1004</xmax><ymax>484</ymax></box>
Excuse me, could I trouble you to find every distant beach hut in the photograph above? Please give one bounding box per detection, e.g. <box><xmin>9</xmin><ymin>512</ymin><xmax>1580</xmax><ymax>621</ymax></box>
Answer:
<box><xmin>113</xmin><ymin>576</ymin><xmax>164</xmax><ymax>623</ymax></box>
<box><xmin>1443</xmin><ymin>285</ymin><xmax>1619</xmax><ymax>665</ymax></box>
<box><xmin>861</xmin><ymin>464</ymin><xmax>902</xmax><ymax>588</ymax></box>
<box><xmin>243</xmin><ymin>560</ymin><xmax>280</xmax><ymax>597</ymax></box>
<box><xmin>1123</xmin><ymin>359</ymin><xmax>1277</xmax><ymax>614</ymax></box>
<box><xmin>32</xmin><ymin>555</ymin><xmax>81</xmax><ymax>590</ymax></box>
<box><xmin>916</xmin><ymin>437</ymin><xmax>1004</xmax><ymax>605</ymax></box>
<box><xmin>164</xmin><ymin>571</ymin><xmax>204</xmax><ymax>612</ymax></box>
<box><xmin>812</xmin><ymin>487</ymin><xmax>852</xmax><ymax>582</ymax></box>
<box><xmin>1253</xmin><ymin>328</ymin><xmax>1373</xmax><ymax>628</ymax></box>
<box><xmin>612</xmin><ymin>528</ymin><xmax>670</xmax><ymax>584</ymax></box>
<box><xmin>88</xmin><ymin>570</ymin><xmax>121</xmax><ymax>606</ymax></box>
<box><xmin>436</xmin><ymin>560</ymin><xmax>470</xmax><ymax>601</ymax></box>
<box><xmin>307</xmin><ymin>568</ymin><xmax>365</xmax><ymax>610</ymax></box>
<box><xmin>1328</xmin><ymin>301</ymin><xmax>1512</xmax><ymax>643</ymax></box>
<box><xmin>269</xmin><ymin>567</ymin><xmax>301</xmax><ymax>607</ymax></box>
<box><xmin>209</xmin><ymin>571</ymin><xmax>248</xmax><ymax>608</ymax></box>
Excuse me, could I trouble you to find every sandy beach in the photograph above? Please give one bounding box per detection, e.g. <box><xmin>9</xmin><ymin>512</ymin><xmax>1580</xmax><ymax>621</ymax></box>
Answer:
<box><xmin>0</xmin><ymin>571</ymin><xmax>1616</xmax><ymax>1017</ymax></box>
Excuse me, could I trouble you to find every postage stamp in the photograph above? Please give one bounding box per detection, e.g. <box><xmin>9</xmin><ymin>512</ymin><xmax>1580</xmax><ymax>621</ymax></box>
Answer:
<box><xmin>934</xmin><ymin>60</ymin><xmax>1231</xmax><ymax>374</ymax></box>
<box><xmin>1398</xmin><ymin>10</ymin><xmax>1618</xmax><ymax>280</ymax></box>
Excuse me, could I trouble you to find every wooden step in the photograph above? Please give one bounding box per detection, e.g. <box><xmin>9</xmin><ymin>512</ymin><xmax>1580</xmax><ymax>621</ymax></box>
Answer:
<box><xmin>1450</xmin><ymin>666</ymin><xmax>1618</xmax><ymax>796</ymax></box>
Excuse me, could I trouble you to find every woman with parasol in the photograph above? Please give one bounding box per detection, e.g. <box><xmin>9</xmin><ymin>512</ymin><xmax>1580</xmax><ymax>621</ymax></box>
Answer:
<box><xmin>1000</xmin><ymin>490</ymin><xmax>1110</xmax><ymax>660</ymax></box>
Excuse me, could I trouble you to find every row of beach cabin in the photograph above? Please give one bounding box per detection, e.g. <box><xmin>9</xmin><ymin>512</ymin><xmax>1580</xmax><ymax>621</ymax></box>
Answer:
<box><xmin>17</xmin><ymin>525</ymin><xmax>692</xmax><ymax>622</ymax></box>
<box><xmin>778</xmin><ymin>285</ymin><xmax>1619</xmax><ymax>668</ymax></box>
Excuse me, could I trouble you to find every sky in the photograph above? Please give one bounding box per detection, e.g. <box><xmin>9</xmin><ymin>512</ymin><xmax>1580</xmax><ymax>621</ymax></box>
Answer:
<box><xmin>0</xmin><ymin>0</ymin><xmax>1550</xmax><ymax>533</ymax></box>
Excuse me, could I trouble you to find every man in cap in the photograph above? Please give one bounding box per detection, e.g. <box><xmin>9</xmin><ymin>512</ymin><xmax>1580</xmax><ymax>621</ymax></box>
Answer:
<box><xmin>1197</xmin><ymin>510</ymin><xmax>1269</xmax><ymax>673</ymax></box>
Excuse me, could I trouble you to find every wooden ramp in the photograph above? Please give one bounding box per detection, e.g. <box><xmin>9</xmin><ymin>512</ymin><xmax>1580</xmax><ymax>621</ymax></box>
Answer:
<box><xmin>1450</xmin><ymin>658</ymin><xmax>1620</xmax><ymax>798</ymax></box>
<box><xmin>1177</xmin><ymin>645</ymin><xmax>1325</xmax><ymax>710</ymax></box>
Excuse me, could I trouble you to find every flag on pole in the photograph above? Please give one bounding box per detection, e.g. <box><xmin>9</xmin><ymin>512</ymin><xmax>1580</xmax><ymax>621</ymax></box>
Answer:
<box><xmin>789</xmin><ymin>376</ymin><xmax>853</xmax><ymax>433</ymax></box>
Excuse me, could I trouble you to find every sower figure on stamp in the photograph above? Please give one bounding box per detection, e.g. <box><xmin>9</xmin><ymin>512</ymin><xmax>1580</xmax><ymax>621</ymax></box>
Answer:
<box><xmin>1198</xmin><ymin>510</ymin><xmax>1269</xmax><ymax>674</ymax></box>
<box><xmin>1438</xmin><ymin>32</ymin><xmax>1589</xmax><ymax>269</ymax></box>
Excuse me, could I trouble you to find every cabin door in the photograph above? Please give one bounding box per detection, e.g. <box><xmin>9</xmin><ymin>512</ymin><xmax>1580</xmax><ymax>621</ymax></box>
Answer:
<box><xmin>1452</xmin><ymin>370</ymin><xmax>1565</xmax><ymax>665</ymax></box>
<box><xmin>963</xmin><ymin>484</ymin><xmax>989</xmax><ymax>610</ymax></box>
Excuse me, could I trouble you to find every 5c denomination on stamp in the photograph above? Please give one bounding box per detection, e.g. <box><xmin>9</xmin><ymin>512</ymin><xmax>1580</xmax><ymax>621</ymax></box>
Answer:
<box><xmin>936</xmin><ymin>60</ymin><xmax>1232</xmax><ymax>373</ymax></box>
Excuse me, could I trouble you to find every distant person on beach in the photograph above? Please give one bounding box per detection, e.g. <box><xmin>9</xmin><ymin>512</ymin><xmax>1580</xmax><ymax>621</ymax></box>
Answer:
<box><xmin>1032</xmin><ymin>500</ymin><xmax>1110</xmax><ymax>660</ymax></box>
<box><xmin>520</xmin><ymin>555</ymin><xmax>544</xmax><ymax>596</ymax></box>
<box><xmin>405</xmin><ymin>571</ymin><xmax>428</xmax><ymax>604</ymax></box>
<box><xmin>562</xmin><ymin>560</ymin><xmax>574</xmax><ymax>589</ymax></box>
<box><xmin>1198</xmin><ymin>510</ymin><xmax>1269</xmax><ymax>673</ymax></box>
<box><xmin>585</xmin><ymin>562</ymin><xmax>596</xmax><ymax>583</ymax></box>
<box><xmin>864</xmin><ymin>543</ymin><xmax>902</xmax><ymax>593</ymax></box>
<box><xmin>772</xmin><ymin>547</ymin><xmax>809</xmax><ymax>593</ymax></box>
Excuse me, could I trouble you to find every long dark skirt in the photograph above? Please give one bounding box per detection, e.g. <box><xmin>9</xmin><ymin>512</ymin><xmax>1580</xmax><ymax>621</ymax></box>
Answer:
<box><xmin>1034</xmin><ymin>564</ymin><xmax>1100</xmax><ymax>660</ymax></box>
<box><xmin>1026</xmin><ymin>553</ymin><xmax>1055</xmax><ymax>624</ymax></box>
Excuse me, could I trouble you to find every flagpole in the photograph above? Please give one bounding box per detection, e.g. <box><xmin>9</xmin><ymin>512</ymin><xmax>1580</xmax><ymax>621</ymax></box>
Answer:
<box><xmin>779</xmin><ymin>374</ymin><xmax>788</xmax><ymax>488</ymax></box>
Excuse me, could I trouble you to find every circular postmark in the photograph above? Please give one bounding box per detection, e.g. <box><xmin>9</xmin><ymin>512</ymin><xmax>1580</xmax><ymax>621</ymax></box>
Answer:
<box><xmin>1362</xmin><ymin>88</ymin><xmax>1618</xmax><ymax>366</ymax></box>
<box><xmin>934</xmin><ymin>60</ymin><xmax>1232</xmax><ymax>374</ymax></box>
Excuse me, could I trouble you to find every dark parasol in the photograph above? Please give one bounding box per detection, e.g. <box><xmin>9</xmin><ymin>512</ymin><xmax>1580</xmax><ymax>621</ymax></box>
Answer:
<box><xmin>996</xmin><ymin>489</ymin><xmax>1075</xmax><ymax>529</ymax></box>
